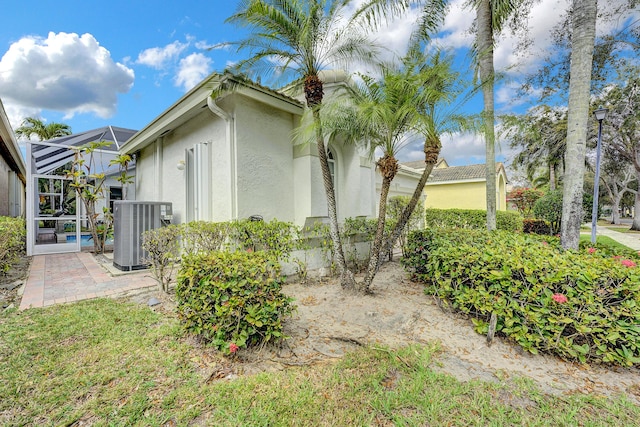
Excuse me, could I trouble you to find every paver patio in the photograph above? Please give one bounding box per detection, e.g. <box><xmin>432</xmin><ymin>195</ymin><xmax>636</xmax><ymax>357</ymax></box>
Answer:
<box><xmin>19</xmin><ymin>252</ymin><xmax>157</xmax><ymax>310</ymax></box>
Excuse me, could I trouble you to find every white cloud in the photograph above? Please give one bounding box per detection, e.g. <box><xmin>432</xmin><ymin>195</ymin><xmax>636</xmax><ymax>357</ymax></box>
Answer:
<box><xmin>137</xmin><ymin>40</ymin><xmax>188</xmax><ymax>69</ymax></box>
<box><xmin>0</xmin><ymin>32</ymin><xmax>134</xmax><ymax>120</ymax></box>
<box><xmin>430</xmin><ymin>0</ymin><xmax>475</xmax><ymax>50</ymax></box>
<box><xmin>174</xmin><ymin>53</ymin><xmax>212</xmax><ymax>91</ymax></box>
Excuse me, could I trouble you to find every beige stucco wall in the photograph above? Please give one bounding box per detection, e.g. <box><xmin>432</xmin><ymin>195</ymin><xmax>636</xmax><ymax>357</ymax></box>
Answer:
<box><xmin>234</xmin><ymin>95</ymin><xmax>297</xmax><ymax>222</ymax></box>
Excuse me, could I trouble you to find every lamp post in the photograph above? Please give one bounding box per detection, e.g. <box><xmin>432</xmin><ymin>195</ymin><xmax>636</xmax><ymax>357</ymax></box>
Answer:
<box><xmin>591</xmin><ymin>107</ymin><xmax>608</xmax><ymax>244</ymax></box>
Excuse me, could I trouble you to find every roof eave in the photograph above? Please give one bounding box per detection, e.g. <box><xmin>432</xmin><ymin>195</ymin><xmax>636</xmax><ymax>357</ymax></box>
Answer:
<box><xmin>121</xmin><ymin>74</ymin><xmax>304</xmax><ymax>155</ymax></box>
<box><xmin>0</xmin><ymin>100</ymin><xmax>27</xmax><ymax>181</ymax></box>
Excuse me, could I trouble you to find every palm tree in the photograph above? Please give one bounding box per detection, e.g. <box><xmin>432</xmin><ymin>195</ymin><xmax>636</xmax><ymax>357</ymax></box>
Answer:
<box><xmin>322</xmin><ymin>47</ymin><xmax>471</xmax><ymax>291</ymax></box>
<box><xmin>225</xmin><ymin>0</ymin><xmax>378</xmax><ymax>290</ymax></box>
<box><xmin>15</xmin><ymin>117</ymin><xmax>72</xmax><ymax>141</ymax></box>
<box><xmin>560</xmin><ymin>0</ymin><xmax>598</xmax><ymax>250</ymax></box>
<box><xmin>356</xmin><ymin>0</ymin><xmax>530</xmax><ymax>231</ymax></box>
<box><xmin>473</xmin><ymin>0</ymin><xmax>532</xmax><ymax>230</ymax></box>
<box><xmin>501</xmin><ymin>105</ymin><xmax>567</xmax><ymax>190</ymax></box>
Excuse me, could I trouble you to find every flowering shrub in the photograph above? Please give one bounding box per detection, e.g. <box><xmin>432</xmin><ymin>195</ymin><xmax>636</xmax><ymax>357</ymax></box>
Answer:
<box><xmin>404</xmin><ymin>228</ymin><xmax>640</xmax><ymax>365</ymax></box>
<box><xmin>176</xmin><ymin>251</ymin><xmax>295</xmax><ymax>353</ymax></box>
<box><xmin>507</xmin><ymin>187</ymin><xmax>544</xmax><ymax>217</ymax></box>
<box><xmin>523</xmin><ymin>219</ymin><xmax>552</xmax><ymax>235</ymax></box>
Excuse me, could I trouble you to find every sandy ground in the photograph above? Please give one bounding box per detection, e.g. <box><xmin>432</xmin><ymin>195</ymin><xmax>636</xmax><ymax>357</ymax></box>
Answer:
<box><xmin>4</xmin><ymin>255</ymin><xmax>640</xmax><ymax>403</ymax></box>
<box><xmin>237</xmin><ymin>261</ymin><xmax>640</xmax><ymax>403</ymax></box>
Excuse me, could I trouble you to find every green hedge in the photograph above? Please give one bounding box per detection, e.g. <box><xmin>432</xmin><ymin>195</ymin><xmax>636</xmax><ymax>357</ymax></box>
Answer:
<box><xmin>424</xmin><ymin>208</ymin><xmax>523</xmax><ymax>232</ymax></box>
<box><xmin>403</xmin><ymin>228</ymin><xmax>640</xmax><ymax>366</ymax></box>
<box><xmin>0</xmin><ymin>216</ymin><xmax>25</xmax><ymax>273</ymax></box>
<box><xmin>175</xmin><ymin>251</ymin><xmax>295</xmax><ymax>353</ymax></box>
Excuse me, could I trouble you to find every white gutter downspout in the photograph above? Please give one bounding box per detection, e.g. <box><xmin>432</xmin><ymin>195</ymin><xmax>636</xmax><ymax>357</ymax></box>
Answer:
<box><xmin>155</xmin><ymin>136</ymin><xmax>163</xmax><ymax>201</ymax></box>
<box><xmin>207</xmin><ymin>95</ymin><xmax>237</xmax><ymax>219</ymax></box>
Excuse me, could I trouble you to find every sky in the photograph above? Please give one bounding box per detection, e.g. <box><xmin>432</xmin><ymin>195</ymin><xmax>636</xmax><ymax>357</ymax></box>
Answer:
<box><xmin>0</xmin><ymin>0</ymin><xmax>637</xmax><ymax>168</ymax></box>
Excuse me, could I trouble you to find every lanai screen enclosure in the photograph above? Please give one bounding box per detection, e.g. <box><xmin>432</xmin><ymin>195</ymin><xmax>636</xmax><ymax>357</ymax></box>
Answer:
<box><xmin>26</xmin><ymin>126</ymin><xmax>136</xmax><ymax>256</ymax></box>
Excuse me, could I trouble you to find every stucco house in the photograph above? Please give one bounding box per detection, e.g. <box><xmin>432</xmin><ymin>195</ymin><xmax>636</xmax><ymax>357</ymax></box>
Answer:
<box><xmin>402</xmin><ymin>159</ymin><xmax>508</xmax><ymax>211</ymax></box>
<box><xmin>120</xmin><ymin>72</ymin><xmax>377</xmax><ymax>227</ymax></box>
<box><xmin>0</xmin><ymin>98</ymin><xmax>26</xmax><ymax>218</ymax></box>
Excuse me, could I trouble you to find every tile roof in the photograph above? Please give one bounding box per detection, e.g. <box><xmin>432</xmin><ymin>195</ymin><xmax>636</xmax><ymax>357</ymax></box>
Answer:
<box><xmin>427</xmin><ymin>163</ymin><xmax>505</xmax><ymax>183</ymax></box>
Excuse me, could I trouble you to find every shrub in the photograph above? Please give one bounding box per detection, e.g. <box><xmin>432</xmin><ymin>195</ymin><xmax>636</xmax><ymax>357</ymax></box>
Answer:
<box><xmin>507</xmin><ymin>187</ymin><xmax>544</xmax><ymax>217</ymax></box>
<box><xmin>424</xmin><ymin>208</ymin><xmax>523</xmax><ymax>232</ymax></box>
<box><xmin>523</xmin><ymin>219</ymin><xmax>552</xmax><ymax>235</ymax></box>
<box><xmin>533</xmin><ymin>190</ymin><xmax>563</xmax><ymax>234</ymax></box>
<box><xmin>229</xmin><ymin>219</ymin><xmax>299</xmax><ymax>261</ymax></box>
<box><xmin>181</xmin><ymin>221</ymin><xmax>230</xmax><ymax>255</ymax></box>
<box><xmin>404</xmin><ymin>228</ymin><xmax>640</xmax><ymax>366</ymax></box>
<box><xmin>176</xmin><ymin>251</ymin><xmax>295</xmax><ymax>353</ymax></box>
<box><xmin>0</xmin><ymin>216</ymin><xmax>25</xmax><ymax>274</ymax></box>
<box><xmin>141</xmin><ymin>224</ymin><xmax>182</xmax><ymax>292</ymax></box>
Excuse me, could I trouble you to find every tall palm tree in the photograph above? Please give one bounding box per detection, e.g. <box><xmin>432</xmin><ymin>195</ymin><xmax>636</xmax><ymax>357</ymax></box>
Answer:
<box><xmin>560</xmin><ymin>0</ymin><xmax>598</xmax><ymax>250</ymax></box>
<box><xmin>472</xmin><ymin>0</ymin><xmax>532</xmax><ymax>230</ymax></box>
<box><xmin>15</xmin><ymin>117</ymin><xmax>72</xmax><ymax>141</ymax></box>
<box><xmin>225</xmin><ymin>0</ymin><xmax>378</xmax><ymax>290</ymax></box>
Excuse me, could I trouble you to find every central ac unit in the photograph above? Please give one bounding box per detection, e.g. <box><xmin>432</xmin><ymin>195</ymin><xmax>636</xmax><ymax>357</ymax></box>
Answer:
<box><xmin>113</xmin><ymin>201</ymin><xmax>173</xmax><ymax>271</ymax></box>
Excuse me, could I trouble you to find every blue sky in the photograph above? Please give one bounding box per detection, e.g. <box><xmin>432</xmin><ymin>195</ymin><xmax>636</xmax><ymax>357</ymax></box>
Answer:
<box><xmin>0</xmin><ymin>0</ymin><xmax>637</xmax><ymax>167</ymax></box>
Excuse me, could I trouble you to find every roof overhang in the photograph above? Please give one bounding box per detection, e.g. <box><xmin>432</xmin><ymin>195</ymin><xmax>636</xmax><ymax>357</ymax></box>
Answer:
<box><xmin>0</xmin><ymin>99</ymin><xmax>26</xmax><ymax>182</ymax></box>
<box><xmin>121</xmin><ymin>73</ymin><xmax>305</xmax><ymax>155</ymax></box>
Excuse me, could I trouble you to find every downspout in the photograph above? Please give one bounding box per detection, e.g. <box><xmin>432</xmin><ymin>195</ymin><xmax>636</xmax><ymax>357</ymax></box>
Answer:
<box><xmin>155</xmin><ymin>136</ymin><xmax>163</xmax><ymax>201</ymax></box>
<box><xmin>207</xmin><ymin>95</ymin><xmax>237</xmax><ymax>219</ymax></box>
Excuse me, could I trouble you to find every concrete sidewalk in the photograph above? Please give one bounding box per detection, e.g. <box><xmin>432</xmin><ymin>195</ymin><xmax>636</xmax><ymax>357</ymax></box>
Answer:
<box><xmin>20</xmin><ymin>252</ymin><xmax>157</xmax><ymax>310</ymax></box>
<box><xmin>586</xmin><ymin>224</ymin><xmax>640</xmax><ymax>251</ymax></box>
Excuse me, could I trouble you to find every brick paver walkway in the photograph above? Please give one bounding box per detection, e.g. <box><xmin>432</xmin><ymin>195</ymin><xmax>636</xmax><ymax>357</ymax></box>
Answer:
<box><xmin>19</xmin><ymin>252</ymin><xmax>157</xmax><ymax>310</ymax></box>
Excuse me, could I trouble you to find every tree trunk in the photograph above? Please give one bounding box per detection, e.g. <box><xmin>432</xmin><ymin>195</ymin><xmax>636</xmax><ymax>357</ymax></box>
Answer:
<box><xmin>560</xmin><ymin>0</ymin><xmax>597</xmax><ymax>250</ymax></box>
<box><xmin>632</xmin><ymin>190</ymin><xmax>640</xmax><ymax>231</ymax></box>
<box><xmin>363</xmin><ymin>155</ymin><xmax>398</xmax><ymax>292</ymax></box>
<box><xmin>312</xmin><ymin>108</ymin><xmax>355</xmax><ymax>290</ymax></box>
<box><xmin>378</xmin><ymin>137</ymin><xmax>441</xmax><ymax>265</ymax></box>
<box><xmin>549</xmin><ymin>163</ymin><xmax>556</xmax><ymax>191</ymax></box>
<box><xmin>477</xmin><ymin>0</ymin><xmax>497</xmax><ymax>231</ymax></box>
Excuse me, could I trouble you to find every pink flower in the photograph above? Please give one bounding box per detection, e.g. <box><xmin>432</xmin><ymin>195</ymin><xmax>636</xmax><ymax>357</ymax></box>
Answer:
<box><xmin>621</xmin><ymin>259</ymin><xmax>637</xmax><ymax>268</ymax></box>
<box><xmin>542</xmin><ymin>241</ymin><xmax>548</xmax><ymax>246</ymax></box>
<box><xmin>588</xmin><ymin>247</ymin><xmax>596</xmax><ymax>254</ymax></box>
<box><xmin>613</xmin><ymin>255</ymin><xmax>623</xmax><ymax>260</ymax></box>
<box><xmin>552</xmin><ymin>293</ymin><xmax>568</xmax><ymax>304</ymax></box>
<box><xmin>229</xmin><ymin>342</ymin><xmax>239</xmax><ymax>353</ymax></box>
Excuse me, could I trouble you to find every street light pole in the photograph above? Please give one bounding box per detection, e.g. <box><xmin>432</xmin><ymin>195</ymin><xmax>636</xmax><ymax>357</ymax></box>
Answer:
<box><xmin>591</xmin><ymin>107</ymin><xmax>608</xmax><ymax>245</ymax></box>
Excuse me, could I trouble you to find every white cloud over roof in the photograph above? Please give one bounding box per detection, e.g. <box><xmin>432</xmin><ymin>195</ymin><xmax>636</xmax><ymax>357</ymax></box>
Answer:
<box><xmin>0</xmin><ymin>32</ymin><xmax>134</xmax><ymax>119</ymax></box>
<box><xmin>174</xmin><ymin>53</ymin><xmax>212</xmax><ymax>92</ymax></box>
<box><xmin>137</xmin><ymin>41</ymin><xmax>188</xmax><ymax>69</ymax></box>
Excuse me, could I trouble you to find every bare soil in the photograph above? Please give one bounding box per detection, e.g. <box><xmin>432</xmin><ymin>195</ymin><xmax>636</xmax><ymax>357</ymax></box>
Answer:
<box><xmin>5</xmin><ymin>255</ymin><xmax>640</xmax><ymax>403</ymax></box>
<box><xmin>239</xmin><ymin>261</ymin><xmax>640</xmax><ymax>403</ymax></box>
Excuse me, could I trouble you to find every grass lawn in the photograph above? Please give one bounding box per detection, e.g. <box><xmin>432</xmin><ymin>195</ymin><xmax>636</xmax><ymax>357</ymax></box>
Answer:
<box><xmin>578</xmin><ymin>234</ymin><xmax>637</xmax><ymax>253</ymax></box>
<box><xmin>1</xmin><ymin>298</ymin><xmax>639</xmax><ymax>426</ymax></box>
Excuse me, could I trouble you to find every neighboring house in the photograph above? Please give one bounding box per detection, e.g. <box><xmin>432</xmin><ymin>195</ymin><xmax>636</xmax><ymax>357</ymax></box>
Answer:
<box><xmin>374</xmin><ymin>163</ymin><xmax>424</xmax><ymax>214</ymax></box>
<box><xmin>120</xmin><ymin>72</ymin><xmax>377</xmax><ymax>227</ymax></box>
<box><xmin>0</xmin><ymin>98</ymin><xmax>26</xmax><ymax>217</ymax></box>
<box><xmin>401</xmin><ymin>160</ymin><xmax>508</xmax><ymax>211</ymax></box>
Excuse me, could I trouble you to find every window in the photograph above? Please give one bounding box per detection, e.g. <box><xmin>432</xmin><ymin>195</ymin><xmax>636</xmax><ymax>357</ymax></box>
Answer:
<box><xmin>327</xmin><ymin>147</ymin><xmax>336</xmax><ymax>186</ymax></box>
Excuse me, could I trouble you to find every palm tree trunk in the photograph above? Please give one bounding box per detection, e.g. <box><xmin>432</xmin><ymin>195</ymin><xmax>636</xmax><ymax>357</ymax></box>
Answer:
<box><xmin>378</xmin><ymin>138</ymin><xmax>441</xmax><ymax>265</ymax></box>
<box><xmin>477</xmin><ymin>0</ymin><xmax>497</xmax><ymax>231</ymax></box>
<box><xmin>363</xmin><ymin>164</ymin><xmax>395</xmax><ymax>292</ymax></box>
<box><xmin>312</xmin><ymin>108</ymin><xmax>356</xmax><ymax>289</ymax></box>
<box><xmin>560</xmin><ymin>0</ymin><xmax>597</xmax><ymax>250</ymax></box>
